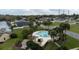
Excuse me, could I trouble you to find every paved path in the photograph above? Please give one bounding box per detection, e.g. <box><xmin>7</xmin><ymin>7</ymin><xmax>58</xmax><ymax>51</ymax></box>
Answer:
<box><xmin>54</xmin><ymin>42</ymin><xmax>61</xmax><ymax>47</ymax></box>
<box><xmin>21</xmin><ymin>39</ymin><xmax>29</xmax><ymax>49</ymax></box>
<box><xmin>70</xmin><ymin>47</ymin><xmax>79</xmax><ymax>50</ymax></box>
<box><xmin>65</xmin><ymin>31</ymin><xmax>79</xmax><ymax>39</ymax></box>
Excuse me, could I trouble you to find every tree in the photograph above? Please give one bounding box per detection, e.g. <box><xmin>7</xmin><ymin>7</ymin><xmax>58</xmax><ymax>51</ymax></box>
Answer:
<box><xmin>72</xmin><ymin>14</ymin><xmax>79</xmax><ymax>20</ymax></box>
<box><xmin>49</xmin><ymin>29</ymin><xmax>57</xmax><ymax>42</ymax></box>
<box><xmin>21</xmin><ymin>28</ymin><xmax>34</xmax><ymax>39</ymax></box>
<box><xmin>10</xmin><ymin>33</ymin><xmax>17</xmax><ymax>38</ymax></box>
<box><xmin>43</xmin><ymin>20</ymin><xmax>52</xmax><ymax>30</ymax></box>
<box><xmin>59</xmin><ymin>22</ymin><xmax>70</xmax><ymax>32</ymax></box>
<box><xmin>11</xmin><ymin>26</ymin><xmax>14</xmax><ymax>31</ymax></box>
<box><xmin>59</xmin><ymin>23</ymin><xmax>70</xmax><ymax>42</ymax></box>
<box><xmin>28</xmin><ymin>16</ymin><xmax>36</xmax><ymax>22</ymax></box>
<box><xmin>36</xmin><ymin>21</ymin><xmax>41</xmax><ymax>26</ymax></box>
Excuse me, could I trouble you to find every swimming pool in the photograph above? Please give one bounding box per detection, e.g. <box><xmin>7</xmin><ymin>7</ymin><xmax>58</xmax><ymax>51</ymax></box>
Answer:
<box><xmin>32</xmin><ymin>31</ymin><xmax>51</xmax><ymax>46</ymax></box>
<box><xmin>35</xmin><ymin>31</ymin><xmax>49</xmax><ymax>37</ymax></box>
<box><xmin>37</xmin><ymin>31</ymin><xmax>48</xmax><ymax>37</ymax></box>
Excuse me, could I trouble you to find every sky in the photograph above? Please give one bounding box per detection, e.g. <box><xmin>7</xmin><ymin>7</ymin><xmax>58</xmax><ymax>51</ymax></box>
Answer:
<box><xmin>0</xmin><ymin>9</ymin><xmax>79</xmax><ymax>15</ymax></box>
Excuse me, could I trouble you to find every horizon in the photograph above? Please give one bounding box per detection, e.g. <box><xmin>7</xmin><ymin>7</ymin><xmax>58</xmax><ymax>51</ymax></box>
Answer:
<box><xmin>0</xmin><ymin>9</ymin><xmax>79</xmax><ymax>15</ymax></box>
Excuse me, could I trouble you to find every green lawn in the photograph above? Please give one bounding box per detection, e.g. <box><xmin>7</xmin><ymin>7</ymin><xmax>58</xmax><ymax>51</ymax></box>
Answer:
<box><xmin>70</xmin><ymin>24</ymin><xmax>79</xmax><ymax>34</ymax></box>
<box><xmin>50</xmin><ymin>22</ymin><xmax>61</xmax><ymax>26</ymax></box>
<box><xmin>0</xmin><ymin>29</ymin><xmax>23</xmax><ymax>50</ymax></box>
<box><xmin>44</xmin><ymin>41</ymin><xmax>58</xmax><ymax>50</ymax></box>
<box><xmin>0</xmin><ymin>38</ymin><xmax>19</xmax><ymax>50</ymax></box>
<box><xmin>63</xmin><ymin>35</ymin><xmax>79</xmax><ymax>49</ymax></box>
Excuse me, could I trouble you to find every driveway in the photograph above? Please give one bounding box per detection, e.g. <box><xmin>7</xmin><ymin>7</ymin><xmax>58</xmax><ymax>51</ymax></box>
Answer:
<box><xmin>21</xmin><ymin>39</ymin><xmax>29</xmax><ymax>49</ymax></box>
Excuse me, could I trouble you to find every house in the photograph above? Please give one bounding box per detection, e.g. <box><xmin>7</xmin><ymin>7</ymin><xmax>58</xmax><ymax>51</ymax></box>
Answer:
<box><xmin>0</xmin><ymin>21</ymin><xmax>11</xmax><ymax>42</ymax></box>
<box><xmin>37</xmin><ymin>17</ymin><xmax>53</xmax><ymax>23</ymax></box>
<box><xmin>15</xmin><ymin>19</ymin><xmax>30</xmax><ymax>27</ymax></box>
<box><xmin>11</xmin><ymin>19</ymin><xmax>30</xmax><ymax>29</ymax></box>
<box><xmin>53</xmin><ymin>17</ymin><xmax>68</xmax><ymax>22</ymax></box>
<box><xmin>0</xmin><ymin>33</ymin><xmax>10</xmax><ymax>43</ymax></box>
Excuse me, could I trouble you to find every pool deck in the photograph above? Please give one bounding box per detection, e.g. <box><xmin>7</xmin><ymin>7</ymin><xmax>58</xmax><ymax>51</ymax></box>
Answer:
<box><xmin>32</xmin><ymin>31</ymin><xmax>52</xmax><ymax>46</ymax></box>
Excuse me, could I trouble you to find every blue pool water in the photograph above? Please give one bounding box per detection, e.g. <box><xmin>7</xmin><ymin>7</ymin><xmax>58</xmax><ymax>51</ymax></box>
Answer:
<box><xmin>37</xmin><ymin>31</ymin><xmax>49</xmax><ymax>37</ymax></box>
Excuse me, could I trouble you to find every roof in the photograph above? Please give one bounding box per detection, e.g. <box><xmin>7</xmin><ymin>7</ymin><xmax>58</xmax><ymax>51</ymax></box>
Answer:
<box><xmin>15</xmin><ymin>19</ymin><xmax>30</xmax><ymax>27</ymax></box>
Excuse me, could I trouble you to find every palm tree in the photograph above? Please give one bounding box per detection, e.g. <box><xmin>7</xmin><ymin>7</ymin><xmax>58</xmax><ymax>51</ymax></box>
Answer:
<box><xmin>59</xmin><ymin>22</ymin><xmax>70</xmax><ymax>41</ymax></box>
<box><xmin>49</xmin><ymin>29</ymin><xmax>57</xmax><ymax>42</ymax></box>
<box><xmin>59</xmin><ymin>22</ymin><xmax>70</xmax><ymax>32</ymax></box>
<box><xmin>11</xmin><ymin>26</ymin><xmax>14</xmax><ymax>31</ymax></box>
<box><xmin>53</xmin><ymin>27</ymin><xmax>64</xmax><ymax>41</ymax></box>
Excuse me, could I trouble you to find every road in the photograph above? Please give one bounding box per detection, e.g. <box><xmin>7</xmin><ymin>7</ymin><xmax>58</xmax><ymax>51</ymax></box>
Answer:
<box><xmin>65</xmin><ymin>31</ymin><xmax>79</xmax><ymax>39</ymax></box>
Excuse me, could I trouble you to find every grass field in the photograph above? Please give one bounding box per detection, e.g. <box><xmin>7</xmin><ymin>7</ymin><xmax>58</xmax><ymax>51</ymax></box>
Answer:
<box><xmin>63</xmin><ymin>35</ymin><xmax>79</xmax><ymax>49</ymax></box>
<box><xmin>44</xmin><ymin>41</ymin><xmax>58</xmax><ymax>50</ymax></box>
<box><xmin>70</xmin><ymin>24</ymin><xmax>79</xmax><ymax>34</ymax></box>
<box><xmin>50</xmin><ymin>22</ymin><xmax>61</xmax><ymax>26</ymax></box>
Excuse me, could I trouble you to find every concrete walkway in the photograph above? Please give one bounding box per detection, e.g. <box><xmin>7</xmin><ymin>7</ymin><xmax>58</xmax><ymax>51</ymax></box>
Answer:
<box><xmin>54</xmin><ymin>42</ymin><xmax>61</xmax><ymax>47</ymax></box>
<box><xmin>70</xmin><ymin>47</ymin><xmax>79</xmax><ymax>50</ymax></box>
<box><xmin>21</xmin><ymin>39</ymin><xmax>29</xmax><ymax>49</ymax></box>
<box><xmin>65</xmin><ymin>31</ymin><xmax>79</xmax><ymax>39</ymax></box>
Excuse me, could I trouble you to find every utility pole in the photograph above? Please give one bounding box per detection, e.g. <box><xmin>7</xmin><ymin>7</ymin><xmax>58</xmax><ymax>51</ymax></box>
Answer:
<box><xmin>63</xmin><ymin>9</ymin><xmax>64</xmax><ymax>14</ymax></box>
<box><xmin>58</xmin><ymin>9</ymin><xmax>60</xmax><ymax>18</ymax></box>
<box><xmin>68</xmin><ymin>10</ymin><xmax>69</xmax><ymax>22</ymax></box>
<box><xmin>58</xmin><ymin>9</ymin><xmax>60</xmax><ymax>15</ymax></box>
<box><xmin>68</xmin><ymin>10</ymin><xmax>69</xmax><ymax>15</ymax></box>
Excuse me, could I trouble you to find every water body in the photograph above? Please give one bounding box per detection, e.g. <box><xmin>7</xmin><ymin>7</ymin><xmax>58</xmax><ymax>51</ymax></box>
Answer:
<box><xmin>0</xmin><ymin>21</ymin><xmax>11</xmax><ymax>33</ymax></box>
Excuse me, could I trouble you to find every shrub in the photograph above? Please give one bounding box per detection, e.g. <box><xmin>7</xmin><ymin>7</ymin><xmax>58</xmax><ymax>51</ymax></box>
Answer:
<box><xmin>27</xmin><ymin>41</ymin><xmax>43</xmax><ymax>50</ymax></box>
<box><xmin>21</xmin><ymin>28</ymin><xmax>34</xmax><ymax>39</ymax></box>
<box><xmin>10</xmin><ymin>33</ymin><xmax>17</xmax><ymax>38</ymax></box>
